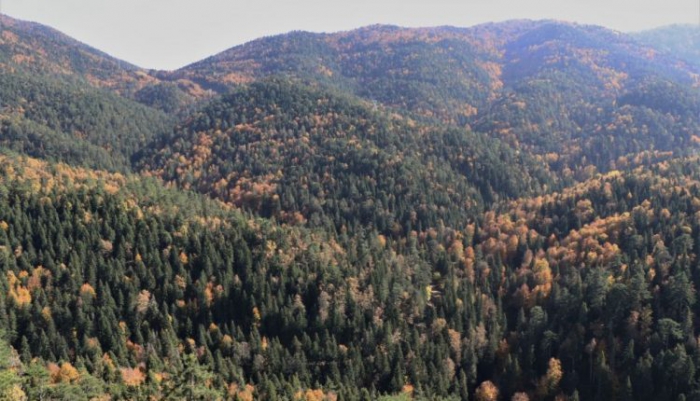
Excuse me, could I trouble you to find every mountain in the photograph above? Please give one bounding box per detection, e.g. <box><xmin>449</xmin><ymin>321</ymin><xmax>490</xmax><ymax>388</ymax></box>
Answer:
<box><xmin>5</xmin><ymin>16</ymin><xmax>696</xmax><ymax>175</ymax></box>
<box><xmin>633</xmin><ymin>24</ymin><xmax>700</xmax><ymax>69</ymax></box>
<box><xmin>172</xmin><ymin>24</ymin><xmax>501</xmax><ymax>123</ymax></box>
<box><xmin>173</xmin><ymin>21</ymin><xmax>700</xmax><ymax>176</ymax></box>
<box><xmin>2</xmin><ymin>15</ymin><xmax>700</xmax><ymax>401</ymax></box>
<box><xmin>174</xmin><ymin>21</ymin><xmax>697</xmax><ymax>115</ymax></box>
<box><xmin>0</xmin><ymin>14</ymin><xmax>205</xmax><ymax>112</ymax></box>
<box><xmin>0</xmin><ymin>14</ymin><xmax>140</xmax><ymax>90</ymax></box>
<box><xmin>172</xmin><ymin>23</ymin><xmax>521</xmax><ymax>124</ymax></box>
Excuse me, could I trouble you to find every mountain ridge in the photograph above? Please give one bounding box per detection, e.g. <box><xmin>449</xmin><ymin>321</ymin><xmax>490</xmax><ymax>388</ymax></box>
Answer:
<box><xmin>169</xmin><ymin>19</ymin><xmax>699</xmax><ymax>130</ymax></box>
<box><xmin>0</xmin><ymin>13</ymin><xmax>210</xmax><ymax>111</ymax></box>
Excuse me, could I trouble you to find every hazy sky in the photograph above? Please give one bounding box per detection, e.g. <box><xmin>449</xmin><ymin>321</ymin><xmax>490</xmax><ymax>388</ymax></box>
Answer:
<box><xmin>2</xmin><ymin>0</ymin><xmax>698</xmax><ymax>70</ymax></box>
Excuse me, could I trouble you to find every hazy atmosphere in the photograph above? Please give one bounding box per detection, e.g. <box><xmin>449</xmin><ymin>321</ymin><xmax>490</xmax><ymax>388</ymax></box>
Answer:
<box><xmin>2</xmin><ymin>0</ymin><xmax>698</xmax><ymax>69</ymax></box>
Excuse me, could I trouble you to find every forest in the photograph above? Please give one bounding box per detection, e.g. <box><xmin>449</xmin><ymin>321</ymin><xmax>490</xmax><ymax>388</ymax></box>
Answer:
<box><xmin>0</xmin><ymin>13</ymin><xmax>699</xmax><ymax>400</ymax></box>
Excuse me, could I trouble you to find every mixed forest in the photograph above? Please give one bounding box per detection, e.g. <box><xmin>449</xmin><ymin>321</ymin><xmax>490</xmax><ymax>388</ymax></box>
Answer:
<box><xmin>0</xmin><ymin>13</ymin><xmax>699</xmax><ymax>400</ymax></box>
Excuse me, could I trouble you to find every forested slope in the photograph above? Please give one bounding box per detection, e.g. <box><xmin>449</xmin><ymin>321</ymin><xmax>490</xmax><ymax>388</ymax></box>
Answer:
<box><xmin>0</xmin><ymin>71</ymin><xmax>173</xmax><ymax>171</ymax></box>
<box><xmin>136</xmin><ymin>79</ymin><xmax>556</xmax><ymax>235</ymax></box>
<box><xmin>5</xmin><ymin>153</ymin><xmax>700</xmax><ymax>400</ymax></box>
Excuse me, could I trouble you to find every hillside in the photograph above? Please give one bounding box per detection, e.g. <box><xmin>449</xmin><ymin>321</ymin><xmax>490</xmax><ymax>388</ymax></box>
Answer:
<box><xmin>0</xmin><ymin>152</ymin><xmax>349</xmax><ymax>399</ymax></box>
<box><xmin>0</xmin><ymin>70</ymin><xmax>174</xmax><ymax>171</ymax></box>
<box><xmin>0</xmin><ymin>15</ymin><xmax>192</xmax><ymax>171</ymax></box>
<box><xmin>477</xmin><ymin>22</ymin><xmax>700</xmax><ymax>167</ymax></box>
<box><xmin>136</xmin><ymin>79</ymin><xmax>557</xmax><ymax>235</ymax></box>
<box><xmin>633</xmin><ymin>24</ymin><xmax>700</xmax><ymax>70</ymax></box>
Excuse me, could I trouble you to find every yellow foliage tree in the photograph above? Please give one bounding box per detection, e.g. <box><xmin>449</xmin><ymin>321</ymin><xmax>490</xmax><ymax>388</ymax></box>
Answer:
<box><xmin>121</xmin><ymin>367</ymin><xmax>145</xmax><ymax>387</ymax></box>
<box><xmin>6</xmin><ymin>272</ymin><xmax>31</xmax><ymax>306</ymax></box>
<box><xmin>537</xmin><ymin>357</ymin><xmax>563</xmax><ymax>397</ymax></box>
<box><xmin>48</xmin><ymin>362</ymin><xmax>80</xmax><ymax>384</ymax></box>
<box><xmin>80</xmin><ymin>283</ymin><xmax>96</xmax><ymax>298</ymax></box>
<box><xmin>475</xmin><ymin>380</ymin><xmax>499</xmax><ymax>401</ymax></box>
<box><xmin>533</xmin><ymin>258</ymin><xmax>553</xmax><ymax>299</ymax></box>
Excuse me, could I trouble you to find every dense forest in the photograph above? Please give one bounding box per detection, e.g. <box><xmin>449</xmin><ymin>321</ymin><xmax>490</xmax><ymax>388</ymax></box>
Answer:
<box><xmin>0</xmin><ymin>14</ymin><xmax>699</xmax><ymax>400</ymax></box>
<box><xmin>135</xmin><ymin>79</ymin><xmax>556</xmax><ymax>232</ymax></box>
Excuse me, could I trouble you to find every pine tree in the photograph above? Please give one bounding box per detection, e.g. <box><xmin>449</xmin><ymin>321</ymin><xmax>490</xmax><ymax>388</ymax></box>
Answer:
<box><xmin>162</xmin><ymin>353</ymin><xmax>223</xmax><ymax>400</ymax></box>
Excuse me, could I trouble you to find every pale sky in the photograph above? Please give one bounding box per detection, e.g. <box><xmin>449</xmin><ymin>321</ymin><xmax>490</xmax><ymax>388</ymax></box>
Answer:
<box><xmin>2</xmin><ymin>0</ymin><xmax>698</xmax><ymax>70</ymax></box>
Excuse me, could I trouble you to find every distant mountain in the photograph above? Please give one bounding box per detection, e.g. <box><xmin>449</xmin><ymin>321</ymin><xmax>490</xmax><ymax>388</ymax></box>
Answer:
<box><xmin>174</xmin><ymin>21</ymin><xmax>696</xmax><ymax>118</ymax></box>
<box><xmin>172</xmin><ymin>23</ymin><xmax>508</xmax><ymax>124</ymax></box>
<box><xmin>169</xmin><ymin>21</ymin><xmax>700</xmax><ymax>178</ymax></box>
<box><xmin>633</xmin><ymin>24</ymin><xmax>700</xmax><ymax>69</ymax></box>
<box><xmin>0</xmin><ymin>15</ymin><xmax>138</xmax><ymax>88</ymax></box>
<box><xmin>0</xmin><ymin>14</ymin><xmax>205</xmax><ymax>112</ymax></box>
